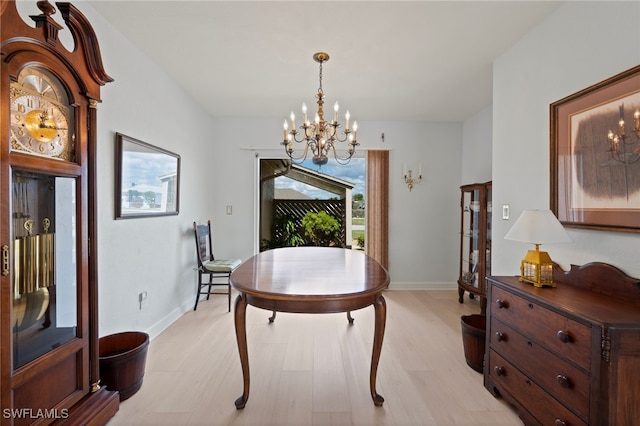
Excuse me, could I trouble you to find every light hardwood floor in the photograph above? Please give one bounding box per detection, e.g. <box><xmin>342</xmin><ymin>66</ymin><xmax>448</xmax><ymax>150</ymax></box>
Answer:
<box><xmin>107</xmin><ymin>290</ymin><xmax>522</xmax><ymax>425</ymax></box>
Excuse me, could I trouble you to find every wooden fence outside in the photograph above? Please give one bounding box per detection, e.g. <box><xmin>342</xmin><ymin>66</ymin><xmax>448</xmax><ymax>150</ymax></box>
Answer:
<box><xmin>273</xmin><ymin>199</ymin><xmax>346</xmax><ymax>246</ymax></box>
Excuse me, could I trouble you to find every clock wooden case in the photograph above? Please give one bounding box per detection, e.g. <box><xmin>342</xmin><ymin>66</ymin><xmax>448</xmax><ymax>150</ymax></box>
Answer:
<box><xmin>1</xmin><ymin>1</ymin><xmax>117</xmax><ymax>424</ymax></box>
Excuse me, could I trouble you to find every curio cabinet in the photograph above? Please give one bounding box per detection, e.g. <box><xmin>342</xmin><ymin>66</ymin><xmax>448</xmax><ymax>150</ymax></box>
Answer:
<box><xmin>457</xmin><ymin>181</ymin><xmax>491</xmax><ymax>314</ymax></box>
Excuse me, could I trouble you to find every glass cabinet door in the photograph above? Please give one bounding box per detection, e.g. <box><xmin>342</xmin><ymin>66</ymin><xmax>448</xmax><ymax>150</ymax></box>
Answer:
<box><xmin>460</xmin><ymin>189</ymin><xmax>481</xmax><ymax>289</ymax></box>
<box><xmin>12</xmin><ymin>170</ymin><xmax>78</xmax><ymax>369</ymax></box>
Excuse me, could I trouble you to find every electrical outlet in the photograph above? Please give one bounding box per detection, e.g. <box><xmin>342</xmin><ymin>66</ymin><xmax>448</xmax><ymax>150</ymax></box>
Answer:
<box><xmin>226</xmin><ymin>205</ymin><xmax>233</xmax><ymax>215</ymax></box>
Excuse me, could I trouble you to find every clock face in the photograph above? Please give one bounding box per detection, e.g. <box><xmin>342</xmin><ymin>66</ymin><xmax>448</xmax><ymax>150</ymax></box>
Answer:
<box><xmin>10</xmin><ymin>68</ymin><xmax>74</xmax><ymax>161</ymax></box>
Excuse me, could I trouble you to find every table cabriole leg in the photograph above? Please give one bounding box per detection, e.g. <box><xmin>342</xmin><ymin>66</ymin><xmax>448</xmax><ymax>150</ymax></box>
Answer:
<box><xmin>234</xmin><ymin>293</ymin><xmax>250</xmax><ymax>409</ymax></box>
<box><xmin>370</xmin><ymin>294</ymin><xmax>386</xmax><ymax>406</ymax></box>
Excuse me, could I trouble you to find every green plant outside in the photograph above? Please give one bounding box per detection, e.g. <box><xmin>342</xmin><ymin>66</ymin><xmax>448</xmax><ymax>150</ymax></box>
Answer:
<box><xmin>301</xmin><ymin>211</ymin><xmax>341</xmax><ymax>246</ymax></box>
<box><xmin>261</xmin><ymin>217</ymin><xmax>304</xmax><ymax>251</ymax></box>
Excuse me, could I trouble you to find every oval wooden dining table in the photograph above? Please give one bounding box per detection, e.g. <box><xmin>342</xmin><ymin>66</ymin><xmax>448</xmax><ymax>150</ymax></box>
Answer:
<box><xmin>230</xmin><ymin>246</ymin><xmax>390</xmax><ymax>409</ymax></box>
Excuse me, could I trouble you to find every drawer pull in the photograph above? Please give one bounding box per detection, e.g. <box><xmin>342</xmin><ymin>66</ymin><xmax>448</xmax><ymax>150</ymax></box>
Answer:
<box><xmin>557</xmin><ymin>330</ymin><xmax>572</xmax><ymax>343</ymax></box>
<box><xmin>494</xmin><ymin>366</ymin><xmax>505</xmax><ymax>376</ymax></box>
<box><xmin>495</xmin><ymin>332</ymin><xmax>505</xmax><ymax>342</ymax></box>
<box><xmin>495</xmin><ymin>299</ymin><xmax>508</xmax><ymax>309</ymax></box>
<box><xmin>556</xmin><ymin>374</ymin><xmax>572</xmax><ymax>388</ymax></box>
<box><xmin>555</xmin><ymin>420</ymin><xmax>567</xmax><ymax>426</ymax></box>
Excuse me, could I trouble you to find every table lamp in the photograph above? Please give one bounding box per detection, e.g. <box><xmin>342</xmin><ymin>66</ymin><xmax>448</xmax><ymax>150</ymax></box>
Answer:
<box><xmin>504</xmin><ymin>209</ymin><xmax>572</xmax><ymax>287</ymax></box>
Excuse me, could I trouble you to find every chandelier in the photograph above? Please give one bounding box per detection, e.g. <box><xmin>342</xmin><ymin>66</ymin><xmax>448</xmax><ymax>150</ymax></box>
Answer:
<box><xmin>606</xmin><ymin>103</ymin><xmax>640</xmax><ymax>164</ymax></box>
<box><xmin>282</xmin><ymin>52</ymin><xmax>358</xmax><ymax>166</ymax></box>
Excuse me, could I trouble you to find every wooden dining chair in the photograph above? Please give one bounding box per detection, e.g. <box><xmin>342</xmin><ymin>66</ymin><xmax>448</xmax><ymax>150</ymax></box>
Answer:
<box><xmin>193</xmin><ymin>220</ymin><xmax>241</xmax><ymax>311</ymax></box>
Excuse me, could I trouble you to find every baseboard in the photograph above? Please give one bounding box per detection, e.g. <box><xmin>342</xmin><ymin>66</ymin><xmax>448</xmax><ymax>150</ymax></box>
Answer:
<box><xmin>388</xmin><ymin>281</ymin><xmax>457</xmax><ymax>290</ymax></box>
<box><xmin>145</xmin><ymin>299</ymin><xmax>192</xmax><ymax>341</ymax></box>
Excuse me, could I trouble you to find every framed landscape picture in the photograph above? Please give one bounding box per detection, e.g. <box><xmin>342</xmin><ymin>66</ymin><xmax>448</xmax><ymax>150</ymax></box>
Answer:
<box><xmin>115</xmin><ymin>133</ymin><xmax>180</xmax><ymax>219</ymax></box>
<box><xmin>550</xmin><ymin>65</ymin><xmax>640</xmax><ymax>233</ymax></box>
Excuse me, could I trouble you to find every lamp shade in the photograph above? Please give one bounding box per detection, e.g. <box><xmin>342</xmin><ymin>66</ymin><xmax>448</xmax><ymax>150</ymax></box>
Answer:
<box><xmin>504</xmin><ymin>210</ymin><xmax>572</xmax><ymax>245</ymax></box>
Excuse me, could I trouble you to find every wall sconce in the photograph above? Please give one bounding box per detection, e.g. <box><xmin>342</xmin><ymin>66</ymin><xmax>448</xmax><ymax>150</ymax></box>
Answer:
<box><xmin>403</xmin><ymin>164</ymin><xmax>422</xmax><ymax>191</ymax></box>
<box><xmin>504</xmin><ymin>209</ymin><xmax>572</xmax><ymax>287</ymax></box>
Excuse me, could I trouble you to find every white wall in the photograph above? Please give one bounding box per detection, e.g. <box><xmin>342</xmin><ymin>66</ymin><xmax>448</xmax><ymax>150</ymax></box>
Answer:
<box><xmin>380</xmin><ymin>121</ymin><xmax>462</xmax><ymax>287</ymax></box>
<box><xmin>492</xmin><ymin>1</ymin><xmax>640</xmax><ymax>278</ymax></box>
<box><xmin>75</xmin><ymin>4</ymin><xmax>221</xmax><ymax>338</ymax></box>
<box><xmin>462</xmin><ymin>105</ymin><xmax>492</xmax><ymax>185</ymax></box>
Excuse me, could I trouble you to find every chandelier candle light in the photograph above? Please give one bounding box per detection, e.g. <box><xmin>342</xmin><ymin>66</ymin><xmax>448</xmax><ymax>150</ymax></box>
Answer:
<box><xmin>504</xmin><ymin>209</ymin><xmax>572</xmax><ymax>287</ymax></box>
<box><xmin>606</xmin><ymin>103</ymin><xmax>640</xmax><ymax>164</ymax></box>
<box><xmin>282</xmin><ymin>52</ymin><xmax>358</xmax><ymax>166</ymax></box>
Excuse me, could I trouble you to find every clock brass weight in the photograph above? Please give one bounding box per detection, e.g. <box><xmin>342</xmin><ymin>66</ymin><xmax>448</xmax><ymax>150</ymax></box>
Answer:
<box><xmin>12</xmin><ymin>173</ymin><xmax>55</xmax><ymax>332</ymax></box>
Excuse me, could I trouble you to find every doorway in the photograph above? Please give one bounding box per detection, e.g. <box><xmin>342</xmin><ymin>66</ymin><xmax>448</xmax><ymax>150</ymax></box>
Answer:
<box><xmin>258</xmin><ymin>158</ymin><xmax>365</xmax><ymax>251</ymax></box>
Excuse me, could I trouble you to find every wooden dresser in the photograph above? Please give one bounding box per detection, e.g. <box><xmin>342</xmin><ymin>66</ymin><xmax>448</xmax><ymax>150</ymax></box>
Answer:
<box><xmin>484</xmin><ymin>263</ymin><xmax>640</xmax><ymax>426</ymax></box>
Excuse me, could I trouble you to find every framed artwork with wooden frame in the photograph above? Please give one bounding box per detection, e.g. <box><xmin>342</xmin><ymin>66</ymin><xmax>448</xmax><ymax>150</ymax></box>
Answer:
<box><xmin>550</xmin><ymin>65</ymin><xmax>640</xmax><ymax>233</ymax></box>
<box><xmin>115</xmin><ymin>133</ymin><xmax>181</xmax><ymax>219</ymax></box>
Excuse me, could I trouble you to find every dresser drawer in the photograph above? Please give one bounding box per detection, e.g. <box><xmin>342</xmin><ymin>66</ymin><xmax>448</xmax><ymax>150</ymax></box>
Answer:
<box><xmin>487</xmin><ymin>350</ymin><xmax>587</xmax><ymax>426</ymax></box>
<box><xmin>490</xmin><ymin>317</ymin><xmax>590</xmax><ymax>421</ymax></box>
<box><xmin>491</xmin><ymin>285</ymin><xmax>592</xmax><ymax>370</ymax></box>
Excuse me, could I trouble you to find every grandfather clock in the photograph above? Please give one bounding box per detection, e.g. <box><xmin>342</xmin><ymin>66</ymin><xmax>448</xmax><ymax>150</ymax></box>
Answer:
<box><xmin>1</xmin><ymin>1</ymin><xmax>118</xmax><ymax>424</ymax></box>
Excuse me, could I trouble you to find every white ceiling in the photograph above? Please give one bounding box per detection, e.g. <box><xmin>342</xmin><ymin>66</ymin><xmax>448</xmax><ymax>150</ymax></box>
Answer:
<box><xmin>88</xmin><ymin>1</ymin><xmax>562</xmax><ymax>122</ymax></box>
